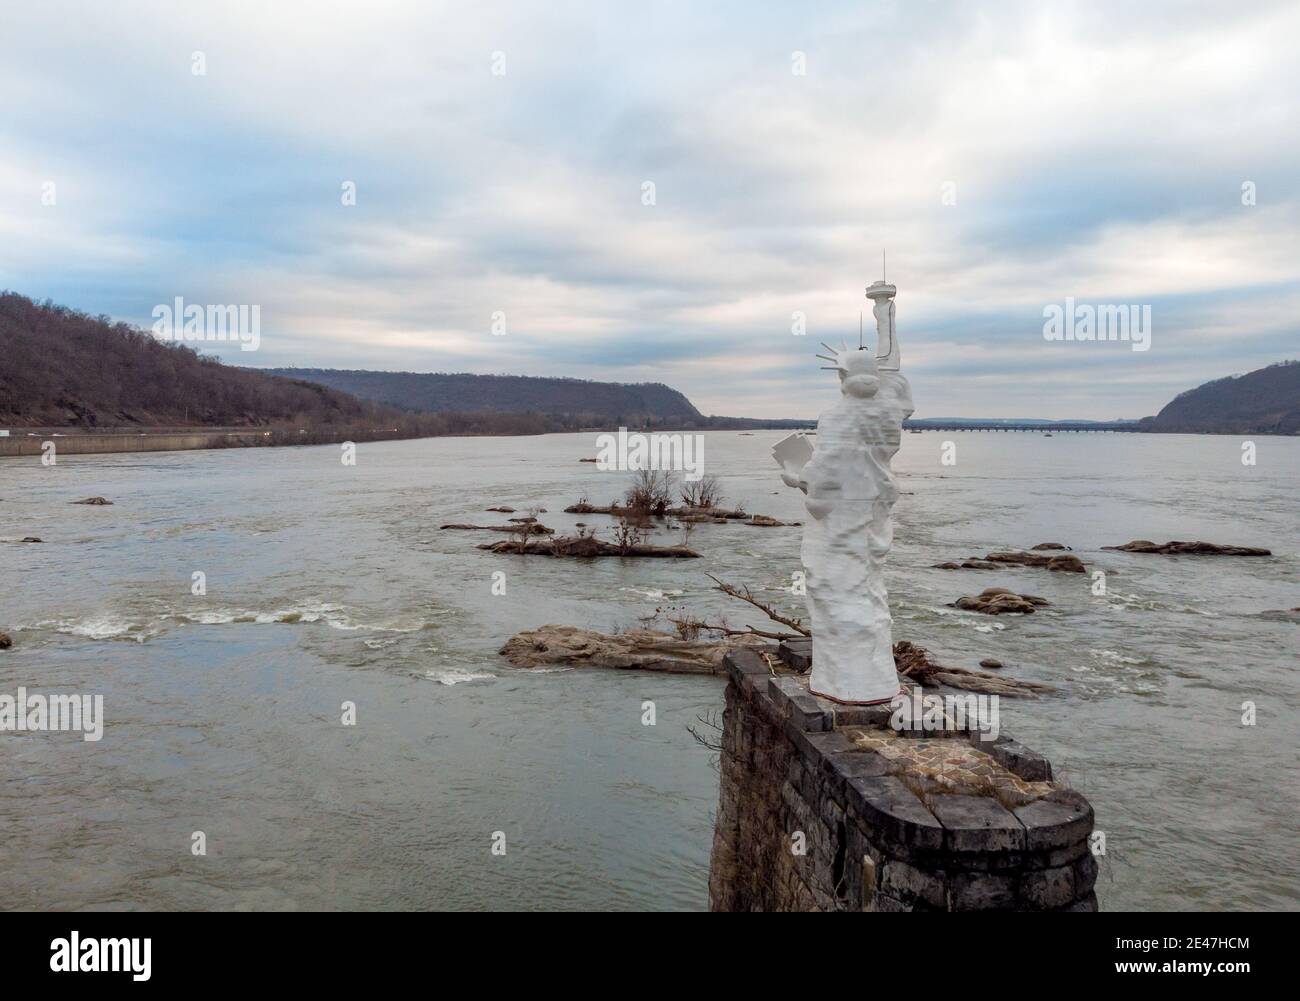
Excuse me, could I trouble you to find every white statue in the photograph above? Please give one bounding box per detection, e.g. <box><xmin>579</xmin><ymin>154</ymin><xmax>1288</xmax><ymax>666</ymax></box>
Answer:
<box><xmin>773</xmin><ymin>280</ymin><xmax>913</xmax><ymax>704</ymax></box>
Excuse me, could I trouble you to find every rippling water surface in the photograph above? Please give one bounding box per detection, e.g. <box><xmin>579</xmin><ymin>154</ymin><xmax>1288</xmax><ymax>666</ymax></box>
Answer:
<box><xmin>1</xmin><ymin>431</ymin><xmax>1296</xmax><ymax>910</ymax></box>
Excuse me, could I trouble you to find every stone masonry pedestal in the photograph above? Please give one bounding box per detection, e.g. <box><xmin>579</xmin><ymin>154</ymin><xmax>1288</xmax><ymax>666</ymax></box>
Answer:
<box><xmin>708</xmin><ymin>644</ymin><xmax>1099</xmax><ymax>912</ymax></box>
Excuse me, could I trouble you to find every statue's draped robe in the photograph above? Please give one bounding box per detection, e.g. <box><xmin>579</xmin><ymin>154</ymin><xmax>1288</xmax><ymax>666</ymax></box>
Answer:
<box><xmin>801</xmin><ymin>371</ymin><xmax>914</xmax><ymax>703</ymax></box>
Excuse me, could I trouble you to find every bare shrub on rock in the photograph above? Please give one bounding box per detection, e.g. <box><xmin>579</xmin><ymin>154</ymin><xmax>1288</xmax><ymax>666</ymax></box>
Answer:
<box><xmin>625</xmin><ymin>468</ymin><xmax>674</xmax><ymax>516</ymax></box>
<box><xmin>680</xmin><ymin>474</ymin><xmax>723</xmax><ymax>510</ymax></box>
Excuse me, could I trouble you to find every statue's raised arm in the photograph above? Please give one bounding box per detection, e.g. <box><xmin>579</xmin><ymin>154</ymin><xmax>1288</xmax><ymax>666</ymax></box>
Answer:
<box><xmin>867</xmin><ymin>280</ymin><xmax>899</xmax><ymax>371</ymax></box>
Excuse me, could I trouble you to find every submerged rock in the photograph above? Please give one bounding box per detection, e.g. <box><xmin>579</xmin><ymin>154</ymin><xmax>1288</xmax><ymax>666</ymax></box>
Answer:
<box><xmin>478</xmin><ymin>534</ymin><xmax>699</xmax><ymax>558</ymax></box>
<box><xmin>934</xmin><ymin>558</ymin><xmax>999</xmax><ymax>570</ymax></box>
<box><xmin>485</xmin><ymin>506</ymin><xmax>515</xmax><ymax>513</ymax></box>
<box><xmin>953</xmin><ymin>587</ymin><xmax>1049</xmax><ymax>615</ymax></box>
<box><xmin>0</xmin><ymin>631</ymin><xmax>11</xmax><ymax>650</ymax></box>
<box><xmin>562</xmin><ymin>500</ymin><xmax>789</xmax><ymax>525</ymax></box>
<box><xmin>71</xmin><ymin>496</ymin><xmax>113</xmax><ymax>505</ymax></box>
<box><xmin>440</xmin><ymin>522</ymin><xmax>555</xmax><ymax>535</ymax></box>
<box><xmin>20</xmin><ymin>537</ymin><xmax>43</xmax><ymax>543</ymax></box>
<box><xmin>1102</xmin><ymin>539</ymin><xmax>1271</xmax><ymax>556</ymax></box>
<box><xmin>1031</xmin><ymin>542</ymin><xmax>1070</xmax><ymax>550</ymax></box>
<box><xmin>979</xmin><ymin>658</ymin><xmax>1004</xmax><ymax>669</ymax></box>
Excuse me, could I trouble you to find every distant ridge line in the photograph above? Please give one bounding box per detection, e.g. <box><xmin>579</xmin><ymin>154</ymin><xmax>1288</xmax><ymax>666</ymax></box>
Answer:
<box><xmin>261</xmin><ymin>368</ymin><xmax>703</xmax><ymax>420</ymax></box>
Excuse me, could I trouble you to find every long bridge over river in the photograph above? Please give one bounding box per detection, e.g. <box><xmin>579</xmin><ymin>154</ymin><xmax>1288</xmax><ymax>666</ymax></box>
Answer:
<box><xmin>903</xmin><ymin>421</ymin><xmax>1140</xmax><ymax>433</ymax></box>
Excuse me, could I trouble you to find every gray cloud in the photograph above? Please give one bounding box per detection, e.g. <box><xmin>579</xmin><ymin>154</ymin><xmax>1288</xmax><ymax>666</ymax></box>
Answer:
<box><xmin>1</xmin><ymin>0</ymin><xmax>1296</xmax><ymax>419</ymax></box>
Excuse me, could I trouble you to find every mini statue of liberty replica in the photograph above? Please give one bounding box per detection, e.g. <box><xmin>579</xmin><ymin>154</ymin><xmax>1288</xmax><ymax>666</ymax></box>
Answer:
<box><xmin>772</xmin><ymin>272</ymin><xmax>914</xmax><ymax>704</ymax></box>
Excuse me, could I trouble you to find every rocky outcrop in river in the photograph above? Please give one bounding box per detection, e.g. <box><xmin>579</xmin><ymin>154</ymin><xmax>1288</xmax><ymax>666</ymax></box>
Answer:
<box><xmin>478</xmin><ymin>534</ymin><xmax>700</xmax><ymax>558</ymax></box>
<box><xmin>499</xmin><ymin>624</ymin><xmax>764</xmax><ymax>673</ymax></box>
<box><xmin>953</xmin><ymin>587</ymin><xmax>1050</xmax><ymax>614</ymax></box>
<box><xmin>1102</xmin><ymin>539</ymin><xmax>1271</xmax><ymax>556</ymax></box>
<box><xmin>440</xmin><ymin>521</ymin><xmax>554</xmax><ymax>535</ymax></box>
<box><xmin>935</xmin><ymin>547</ymin><xmax>1085</xmax><ymax>572</ymax></box>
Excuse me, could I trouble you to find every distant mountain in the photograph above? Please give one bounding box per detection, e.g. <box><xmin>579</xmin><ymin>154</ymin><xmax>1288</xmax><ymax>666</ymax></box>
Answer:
<box><xmin>0</xmin><ymin>293</ymin><xmax>386</xmax><ymax>428</ymax></box>
<box><xmin>1138</xmin><ymin>361</ymin><xmax>1300</xmax><ymax>435</ymax></box>
<box><xmin>263</xmin><ymin>369</ymin><xmax>703</xmax><ymax>421</ymax></box>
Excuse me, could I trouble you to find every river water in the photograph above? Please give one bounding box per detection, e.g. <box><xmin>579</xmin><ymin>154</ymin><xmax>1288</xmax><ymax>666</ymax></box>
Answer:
<box><xmin>1</xmin><ymin>431</ymin><xmax>1296</xmax><ymax>910</ymax></box>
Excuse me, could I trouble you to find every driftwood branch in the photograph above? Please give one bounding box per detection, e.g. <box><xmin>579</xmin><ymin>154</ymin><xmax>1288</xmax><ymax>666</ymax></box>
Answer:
<box><xmin>705</xmin><ymin>573</ymin><xmax>810</xmax><ymax>636</ymax></box>
<box><xmin>662</xmin><ymin>615</ymin><xmax>800</xmax><ymax>642</ymax></box>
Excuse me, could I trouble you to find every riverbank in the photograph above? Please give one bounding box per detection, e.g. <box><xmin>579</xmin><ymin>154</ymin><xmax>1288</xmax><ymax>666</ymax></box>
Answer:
<box><xmin>0</xmin><ymin>427</ymin><xmax>450</xmax><ymax>458</ymax></box>
<box><xmin>0</xmin><ymin>420</ymin><xmax>813</xmax><ymax>459</ymax></box>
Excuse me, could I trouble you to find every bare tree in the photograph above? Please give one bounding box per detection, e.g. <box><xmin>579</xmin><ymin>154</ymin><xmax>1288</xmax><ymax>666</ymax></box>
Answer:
<box><xmin>680</xmin><ymin>474</ymin><xmax>723</xmax><ymax>510</ymax></box>
<box><xmin>625</xmin><ymin>468</ymin><xmax>674</xmax><ymax>516</ymax></box>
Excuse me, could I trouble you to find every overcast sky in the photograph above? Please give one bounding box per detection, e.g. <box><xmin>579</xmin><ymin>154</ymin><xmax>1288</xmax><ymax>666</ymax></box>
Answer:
<box><xmin>2</xmin><ymin>1</ymin><xmax>1297</xmax><ymax>418</ymax></box>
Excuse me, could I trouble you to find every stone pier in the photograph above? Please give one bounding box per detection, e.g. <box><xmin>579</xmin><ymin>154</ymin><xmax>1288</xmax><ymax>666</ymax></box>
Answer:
<box><xmin>708</xmin><ymin>642</ymin><xmax>1099</xmax><ymax>911</ymax></box>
